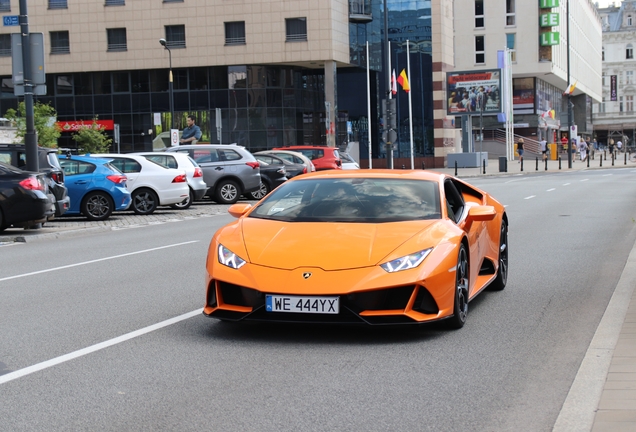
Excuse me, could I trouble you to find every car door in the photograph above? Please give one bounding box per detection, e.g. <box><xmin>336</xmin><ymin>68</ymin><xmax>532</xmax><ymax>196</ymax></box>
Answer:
<box><xmin>107</xmin><ymin>157</ymin><xmax>142</xmax><ymax>190</ymax></box>
<box><xmin>59</xmin><ymin>160</ymin><xmax>96</xmax><ymax>213</ymax></box>
<box><xmin>189</xmin><ymin>148</ymin><xmax>224</xmax><ymax>189</ymax></box>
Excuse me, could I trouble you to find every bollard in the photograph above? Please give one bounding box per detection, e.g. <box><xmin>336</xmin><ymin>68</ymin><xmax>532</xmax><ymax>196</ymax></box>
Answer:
<box><xmin>454</xmin><ymin>160</ymin><xmax>458</xmax><ymax>176</ymax></box>
<box><xmin>421</xmin><ymin>161</ymin><xmax>425</xmax><ymax>170</ymax></box>
<box><xmin>604</xmin><ymin>150</ymin><xmax>606</xmax><ymax>160</ymax></box>
<box><xmin>520</xmin><ymin>158</ymin><xmax>523</xmax><ymax>172</ymax></box>
<box><xmin>535</xmin><ymin>157</ymin><xmax>539</xmax><ymax>171</ymax></box>
<box><xmin>625</xmin><ymin>151</ymin><xmax>628</xmax><ymax>165</ymax></box>
<box><xmin>600</xmin><ymin>154</ymin><xmax>602</xmax><ymax>167</ymax></box>
<box><xmin>482</xmin><ymin>158</ymin><xmax>486</xmax><ymax>175</ymax></box>
<box><xmin>559</xmin><ymin>157</ymin><xmax>562</xmax><ymax>169</ymax></box>
<box><xmin>612</xmin><ymin>152</ymin><xmax>615</xmax><ymax>166</ymax></box>
<box><xmin>545</xmin><ymin>158</ymin><xmax>548</xmax><ymax>171</ymax></box>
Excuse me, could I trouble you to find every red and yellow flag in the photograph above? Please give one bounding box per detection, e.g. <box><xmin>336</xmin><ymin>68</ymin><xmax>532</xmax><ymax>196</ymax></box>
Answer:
<box><xmin>397</xmin><ymin>69</ymin><xmax>410</xmax><ymax>93</ymax></box>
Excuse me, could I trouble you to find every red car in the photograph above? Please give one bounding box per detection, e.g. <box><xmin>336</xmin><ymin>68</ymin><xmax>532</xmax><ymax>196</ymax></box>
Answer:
<box><xmin>273</xmin><ymin>146</ymin><xmax>342</xmax><ymax>170</ymax></box>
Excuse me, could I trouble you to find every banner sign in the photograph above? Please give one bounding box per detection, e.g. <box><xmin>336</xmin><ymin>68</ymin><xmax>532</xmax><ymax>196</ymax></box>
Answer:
<box><xmin>56</xmin><ymin>120</ymin><xmax>115</xmax><ymax>131</ymax></box>
<box><xmin>447</xmin><ymin>69</ymin><xmax>502</xmax><ymax>115</ymax></box>
<box><xmin>611</xmin><ymin>75</ymin><xmax>617</xmax><ymax>101</ymax></box>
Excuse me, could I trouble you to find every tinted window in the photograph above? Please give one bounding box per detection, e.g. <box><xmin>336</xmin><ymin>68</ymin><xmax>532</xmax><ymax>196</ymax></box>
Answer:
<box><xmin>192</xmin><ymin>149</ymin><xmax>219</xmax><ymax>163</ymax></box>
<box><xmin>0</xmin><ymin>151</ymin><xmax>11</xmax><ymax>164</ymax></box>
<box><xmin>60</xmin><ymin>160</ymin><xmax>96</xmax><ymax>176</ymax></box>
<box><xmin>219</xmin><ymin>149</ymin><xmax>242</xmax><ymax>161</ymax></box>
<box><xmin>294</xmin><ymin>149</ymin><xmax>324</xmax><ymax>160</ymax></box>
<box><xmin>250</xmin><ymin>178</ymin><xmax>441</xmax><ymax>223</ymax></box>
<box><xmin>109</xmin><ymin>158</ymin><xmax>142</xmax><ymax>173</ymax></box>
<box><xmin>144</xmin><ymin>154</ymin><xmax>178</xmax><ymax>169</ymax></box>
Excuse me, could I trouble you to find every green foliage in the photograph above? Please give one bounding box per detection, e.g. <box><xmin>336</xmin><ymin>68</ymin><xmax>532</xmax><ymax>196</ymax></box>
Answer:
<box><xmin>71</xmin><ymin>119</ymin><xmax>113</xmax><ymax>154</ymax></box>
<box><xmin>4</xmin><ymin>101</ymin><xmax>61</xmax><ymax>148</ymax></box>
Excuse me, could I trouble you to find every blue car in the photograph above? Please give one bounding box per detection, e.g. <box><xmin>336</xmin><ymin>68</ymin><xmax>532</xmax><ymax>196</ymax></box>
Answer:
<box><xmin>58</xmin><ymin>154</ymin><xmax>131</xmax><ymax>221</ymax></box>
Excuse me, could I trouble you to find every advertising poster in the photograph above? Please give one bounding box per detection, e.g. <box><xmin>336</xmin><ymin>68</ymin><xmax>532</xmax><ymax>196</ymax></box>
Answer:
<box><xmin>611</xmin><ymin>75</ymin><xmax>617</xmax><ymax>101</ymax></box>
<box><xmin>447</xmin><ymin>69</ymin><xmax>502</xmax><ymax>115</ymax></box>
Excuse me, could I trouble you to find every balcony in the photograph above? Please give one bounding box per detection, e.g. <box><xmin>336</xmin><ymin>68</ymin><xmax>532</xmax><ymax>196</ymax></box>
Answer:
<box><xmin>350</xmin><ymin>0</ymin><xmax>372</xmax><ymax>23</ymax></box>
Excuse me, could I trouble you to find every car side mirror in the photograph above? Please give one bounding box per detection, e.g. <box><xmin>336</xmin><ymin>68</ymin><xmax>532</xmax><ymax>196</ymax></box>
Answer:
<box><xmin>228</xmin><ymin>203</ymin><xmax>252</xmax><ymax>218</ymax></box>
<box><xmin>466</xmin><ymin>205</ymin><xmax>496</xmax><ymax>222</ymax></box>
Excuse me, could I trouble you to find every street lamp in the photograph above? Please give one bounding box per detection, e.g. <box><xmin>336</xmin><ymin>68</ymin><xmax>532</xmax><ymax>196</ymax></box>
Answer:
<box><xmin>159</xmin><ymin>38</ymin><xmax>174</xmax><ymax>130</ymax></box>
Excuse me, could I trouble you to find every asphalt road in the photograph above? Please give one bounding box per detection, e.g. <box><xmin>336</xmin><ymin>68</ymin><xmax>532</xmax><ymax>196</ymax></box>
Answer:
<box><xmin>2</xmin><ymin>168</ymin><xmax>636</xmax><ymax>431</ymax></box>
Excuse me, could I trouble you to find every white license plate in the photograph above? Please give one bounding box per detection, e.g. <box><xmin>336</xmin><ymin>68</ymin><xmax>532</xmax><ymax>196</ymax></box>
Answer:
<box><xmin>265</xmin><ymin>295</ymin><xmax>339</xmax><ymax>314</ymax></box>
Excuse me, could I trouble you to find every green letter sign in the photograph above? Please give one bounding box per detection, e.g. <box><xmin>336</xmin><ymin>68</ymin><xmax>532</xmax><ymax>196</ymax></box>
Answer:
<box><xmin>540</xmin><ymin>32</ymin><xmax>560</xmax><ymax>46</ymax></box>
<box><xmin>540</xmin><ymin>13</ymin><xmax>560</xmax><ymax>27</ymax></box>
<box><xmin>540</xmin><ymin>0</ymin><xmax>559</xmax><ymax>8</ymax></box>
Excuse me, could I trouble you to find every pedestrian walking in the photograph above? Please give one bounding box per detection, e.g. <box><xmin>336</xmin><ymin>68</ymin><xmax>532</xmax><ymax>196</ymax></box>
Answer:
<box><xmin>180</xmin><ymin>115</ymin><xmax>202</xmax><ymax>145</ymax></box>
<box><xmin>617</xmin><ymin>139</ymin><xmax>623</xmax><ymax>154</ymax></box>
<box><xmin>579</xmin><ymin>139</ymin><xmax>588</xmax><ymax>162</ymax></box>
<box><xmin>540</xmin><ymin>138</ymin><xmax>548</xmax><ymax>161</ymax></box>
<box><xmin>609</xmin><ymin>139</ymin><xmax>615</xmax><ymax>156</ymax></box>
<box><xmin>516</xmin><ymin>138</ymin><xmax>524</xmax><ymax>163</ymax></box>
<box><xmin>561</xmin><ymin>135</ymin><xmax>568</xmax><ymax>154</ymax></box>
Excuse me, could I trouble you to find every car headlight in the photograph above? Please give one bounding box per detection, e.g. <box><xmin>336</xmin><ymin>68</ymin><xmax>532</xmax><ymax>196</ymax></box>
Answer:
<box><xmin>380</xmin><ymin>248</ymin><xmax>432</xmax><ymax>273</ymax></box>
<box><xmin>218</xmin><ymin>244</ymin><xmax>247</xmax><ymax>269</ymax></box>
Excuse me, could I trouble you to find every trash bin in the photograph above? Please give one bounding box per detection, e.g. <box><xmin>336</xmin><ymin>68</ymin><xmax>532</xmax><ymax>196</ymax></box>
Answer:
<box><xmin>499</xmin><ymin>156</ymin><xmax>507</xmax><ymax>172</ymax></box>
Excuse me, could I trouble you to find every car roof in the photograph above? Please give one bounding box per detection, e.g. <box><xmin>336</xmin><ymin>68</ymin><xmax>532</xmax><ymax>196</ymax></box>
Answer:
<box><xmin>59</xmin><ymin>154</ymin><xmax>113</xmax><ymax>164</ymax></box>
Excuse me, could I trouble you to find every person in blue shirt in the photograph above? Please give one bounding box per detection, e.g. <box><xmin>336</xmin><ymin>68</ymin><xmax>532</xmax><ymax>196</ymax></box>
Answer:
<box><xmin>180</xmin><ymin>115</ymin><xmax>202</xmax><ymax>144</ymax></box>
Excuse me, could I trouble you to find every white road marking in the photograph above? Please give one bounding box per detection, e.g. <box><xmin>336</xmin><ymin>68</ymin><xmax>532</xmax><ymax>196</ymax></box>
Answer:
<box><xmin>0</xmin><ymin>242</ymin><xmax>22</xmax><ymax>248</ymax></box>
<box><xmin>0</xmin><ymin>308</ymin><xmax>203</xmax><ymax>385</ymax></box>
<box><xmin>602</xmin><ymin>174</ymin><xmax>613</xmax><ymax>177</ymax></box>
<box><xmin>547</xmin><ymin>188</ymin><xmax>556</xmax><ymax>192</ymax></box>
<box><xmin>563</xmin><ymin>183</ymin><xmax>571</xmax><ymax>186</ymax></box>
<box><xmin>0</xmin><ymin>241</ymin><xmax>198</xmax><ymax>283</ymax></box>
<box><xmin>581</xmin><ymin>179</ymin><xmax>589</xmax><ymax>182</ymax></box>
<box><xmin>524</xmin><ymin>195</ymin><xmax>536</xmax><ymax>200</ymax></box>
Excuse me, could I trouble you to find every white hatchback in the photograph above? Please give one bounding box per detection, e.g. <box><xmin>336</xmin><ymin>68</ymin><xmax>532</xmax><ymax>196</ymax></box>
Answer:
<box><xmin>133</xmin><ymin>152</ymin><xmax>208</xmax><ymax>210</ymax></box>
<box><xmin>90</xmin><ymin>154</ymin><xmax>189</xmax><ymax>215</ymax></box>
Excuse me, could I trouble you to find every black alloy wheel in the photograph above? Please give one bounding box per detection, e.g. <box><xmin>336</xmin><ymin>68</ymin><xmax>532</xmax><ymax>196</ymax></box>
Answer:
<box><xmin>249</xmin><ymin>181</ymin><xmax>270</xmax><ymax>200</ymax></box>
<box><xmin>82</xmin><ymin>191</ymin><xmax>114</xmax><ymax>221</ymax></box>
<box><xmin>171</xmin><ymin>188</ymin><xmax>194</xmax><ymax>210</ymax></box>
<box><xmin>447</xmin><ymin>243</ymin><xmax>469</xmax><ymax>329</ymax></box>
<box><xmin>489</xmin><ymin>220</ymin><xmax>508</xmax><ymax>291</ymax></box>
<box><xmin>131</xmin><ymin>188</ymin><xmax>159</xmax><ymax>215</ymax></box>
<box><xmin>215</xmin><ymin>180</ymin><xmax>240</xmax><ymax>204</ymax></box>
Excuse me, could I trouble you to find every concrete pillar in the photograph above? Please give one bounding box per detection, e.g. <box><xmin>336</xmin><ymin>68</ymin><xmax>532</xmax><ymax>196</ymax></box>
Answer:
<box><xmin>324</xmin><ymin>60</ymin><xmax>337</xmax><ymax>147</ymax></box>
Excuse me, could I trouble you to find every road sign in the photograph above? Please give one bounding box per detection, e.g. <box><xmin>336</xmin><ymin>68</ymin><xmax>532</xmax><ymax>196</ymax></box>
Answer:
<box><xmin>3</xmin><ymin>16</ymin><xmax>19</xmax><ymax>26</ymax></box>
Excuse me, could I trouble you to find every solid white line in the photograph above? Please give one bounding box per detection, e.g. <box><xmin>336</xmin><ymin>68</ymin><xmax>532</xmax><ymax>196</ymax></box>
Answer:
<box><xmin>0</xmin><ymin>309</ymin><xmax>203</xmax><ymax>385</ymax></box>
<box><xmin>547</xmin><ymin>188</ymin><xmax>556</xmax><ymax>192</ymax></box>
<box><xmin>524</xmin><ymin>195</ymin><xmax>536</xmax><ymax>200</ymax></box>
<box><xmin>581</xmin><ymin>179</ymin><xmax>589</xmax><ymax>182</ymax></box>
<box><xmin>0</xmin><ymin>241</ymin><xmax>198</xmax><ymax>283</ymax></box>
<box><xmin>563</xmin><ymin>183</ymin><xmax>571</xmax><ymax>186</ymax></box>
<box><xmin>602</xmin><ymin>174</ymin><xmax>613</xmax><ymax>177</ymax></box>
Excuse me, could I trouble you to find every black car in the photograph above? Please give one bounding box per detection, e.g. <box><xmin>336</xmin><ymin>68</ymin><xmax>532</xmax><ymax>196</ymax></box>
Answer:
<box><xmin>254</xmin><ymin>152</ymin><xmax>307</xmax><ymax>178</ymax></box>
<box><xmin>245</xmin><ymin>160</ymin><xmax>287</xmax><ymax>200</ymax></box>
<box><xmin>0</xmin><ymin>162</ymin><xmax>55</xmax><ymax>231</ymax></box>
<box><xmin>0</xmin><ymin>144</ymin><xmax>70</xmax><ymax>217</ymax></box>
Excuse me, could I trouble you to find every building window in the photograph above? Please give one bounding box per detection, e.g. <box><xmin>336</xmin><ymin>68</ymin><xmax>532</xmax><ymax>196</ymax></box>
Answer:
<box><xmin>602</xmin><ymin>47</ymin><xmax>605</xmax><ymax>61</ymax></box>
<box><xmin>0</xmin><ymin>34</ymin><xmax>10</xmax><ymax>57</ymax></box>
<box><xmin>506</xmin><ymin>33</ymin><xmax>516</xmax><ymax>62</ymax></box>
<box><xmin>475</xmin><ymin>0</ymin><xmax>484</xmax><ymax>28</ymax></box>
<box><xmin>164</xmin><ymin>25</ymin><xmax>186</xmax><ymax>48</ymax></box>
<box><xmin>620</xmin><ymin>96</ymin><xmax>624</xmax><ymax>112</ymax></box>
<box><xmin>475</xmin><ymin>35</ymin><xmax>485</xmax><ymax>64</ymax></box>
<box><xmin>0</xmin><ymin>0</ymin><xmax>10</xmax><ymax>12</ymax></box>
<box><xmin>286</xmin><ymin>18</ymin><xmax>307</xmax><ymax>42</ymax></box>
<box><xmin>627</xmin><ymin>70</ymin><xmax>634</xmax><ymax>84</ymax></box>
<box><xmin>627</xmin><ymin>44</ymin><xmax>634</xmax><ymax>59</ymax></box>
<box><xmin>506</xmin><ymin>0</ymin><xmax>515</xmax><ymax>26</ymax></box>
<box><xmin>48</xmin><ymin>0</ymin><xmax>68</xmax><ymax>9</ymax></box>
<box><xmin>107</xmin><ymin>28</ymin><xmax>127</xmax><ymax>52</ymax></box>
<box><xmin>627</xmin><ymin>95</ymin><xmax>634</xmax><ymax>112</ymax></box>
<box><xmin>104</xmin><ymin>0</ymin><xmax>125</xmax><ymax>5</ymax></box>
<box><xmin>629</xmin><ymin>15</ymin><xmax>633</xmax><ymax>26</ymax></box>
<box><xmin>225</xmin><ymin>22</ymin><xmax>245</xmax><ymax>45</ymax></box>
<box><xmin>599</xmin><ymin>98</ymin><xmax>605</xmax><ymax>113</ymax></box>
<box><xmin>50</xmin><ymin>31</ymin><xmax>70</xmax><ymax>54</ymax></box>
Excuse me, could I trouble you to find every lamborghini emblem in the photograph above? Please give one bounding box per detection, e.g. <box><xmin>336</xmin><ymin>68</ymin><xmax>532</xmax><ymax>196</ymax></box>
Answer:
<box><xmin>302</xmin><ymin>272</ymin><xmax>312</xmax><ymax>279</ymax></box>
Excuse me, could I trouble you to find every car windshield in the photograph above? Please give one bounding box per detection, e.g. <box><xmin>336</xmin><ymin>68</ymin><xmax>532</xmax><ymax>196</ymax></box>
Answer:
<box><xmin>249</xmin><ymin>178</ymin><xmax>441</xmax><ymax>223</ymax></box>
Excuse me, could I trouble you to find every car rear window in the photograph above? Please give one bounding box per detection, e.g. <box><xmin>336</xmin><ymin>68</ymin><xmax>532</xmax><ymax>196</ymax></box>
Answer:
<box><xmin>295</xmin><ymin>149</ymin><xmax>324</xmax><ymax>160</ymax></box>
<box><xmin>250</xmin><ymin>178</ymin><xmax>441</xmax><ymax>223</ymax></box>
<box><xmin>219</xmin><ymin>149</ymin><xmax>242</xmax><ymax>161</ymax></box>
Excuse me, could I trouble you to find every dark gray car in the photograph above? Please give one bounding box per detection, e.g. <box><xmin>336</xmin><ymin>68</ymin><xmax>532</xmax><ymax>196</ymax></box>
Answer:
<box><xmin>165</xmin><ymin>144</ymin><xmax>261</xmax><ymax>204</ymax></box>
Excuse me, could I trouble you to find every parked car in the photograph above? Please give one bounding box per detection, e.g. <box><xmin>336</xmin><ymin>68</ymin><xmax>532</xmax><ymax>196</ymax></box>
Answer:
<box><xmin>246</xmin><ymin>160</ymin><xmax>287</xmax><ymax>200</ymax></box>
<box><xmin>133</xmin><ymin>152</ymin><xmax>208</xmax><ymax>210</ymax></box>
<box><xmin>253</xmin><ymin>152</ymin><xmax>306</xmax><ymax>178</ymax></box>
<box><xmin>273</xmin><ymin>146</ymin><xmax>342</xmax><ymax>170</ymax></box>
<box><xmin>164</xmin><ymin>144</ymin><xmax>261</xmax><ymax>204</ymax></box>
<box><xmin>339</xmin><ymin>152</ymin><xmax>360</xmax><ymax>170</ymax></box>
<box><xmin>0</xmin><ymin>143</ymin><xmax>70</xmax><ymax>217</ymax></box>
<box><xmin>90</xmin><ymin>154</ymin><xmax>189</xmax><ymax>215</ymax></box>
<box><xmin>0</xmin><ymin>162</ymin><xmax>55</xmax><ymax>231</ymax></box>
<box><xmin>58</xmin><ymin>154</ymin><xmax>131</xmax><ymax>221</ymax></box>
<box><xmin>256</xmin><ymin>149</ymin><xmax>316</xmax><ymax>173</ymax></box>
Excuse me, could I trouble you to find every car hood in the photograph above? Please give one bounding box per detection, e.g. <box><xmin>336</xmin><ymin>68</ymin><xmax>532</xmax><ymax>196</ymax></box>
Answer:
<box><xmin>240</xmin><ymin>218</ymin><xmax>442</xmax><ymax>271</ymax></box>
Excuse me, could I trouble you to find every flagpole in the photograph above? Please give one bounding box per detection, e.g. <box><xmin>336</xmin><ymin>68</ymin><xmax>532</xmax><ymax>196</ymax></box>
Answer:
<box><xmin>366</xmin><ymin>41</ymin><xmax>372</xmax><ymax>169</ymax></box>
<box><xmin>407</xmin><ymin>40</ymin><xmax>414</xmax><ymax>169</ymax></box>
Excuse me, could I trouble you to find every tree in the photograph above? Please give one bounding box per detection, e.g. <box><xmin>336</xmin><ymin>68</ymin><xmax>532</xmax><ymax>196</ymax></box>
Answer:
<box><xmin>4</xmin><ymin>101</ymin><xmax>61</xmax><ymax>148</ymax></box>
<box><xmin>71</xmin><ymin>119</ymin><xmax>113</xmax><ymax>154</ymax></box>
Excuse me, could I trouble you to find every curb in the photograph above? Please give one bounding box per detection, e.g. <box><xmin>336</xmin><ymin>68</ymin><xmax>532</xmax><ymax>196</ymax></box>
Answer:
<box><xmin>0</xmin><ymin>226</ymin><xmax>112</xmax><ymax>244</ymax></box>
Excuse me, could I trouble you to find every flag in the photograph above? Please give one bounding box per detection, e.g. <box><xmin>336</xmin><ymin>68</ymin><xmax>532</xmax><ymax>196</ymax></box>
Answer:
<box><xmin>541</xmin><ymin>109</ymin><xmax>555</xmax><ymax>119</ymax></box>
<box><xmin>391</xmin><ymin>69</ymin><xmax>397</xmax><ymax>95</ymax></box>
<box><xmin>397</xmin><ymin>69</ymin><xmax>410</xmax><ymax>92</ymax></box>
<box><xmin>563</xmin><ymin>81</ymin><xmax>577</xmax><ymax>95</ymax></box>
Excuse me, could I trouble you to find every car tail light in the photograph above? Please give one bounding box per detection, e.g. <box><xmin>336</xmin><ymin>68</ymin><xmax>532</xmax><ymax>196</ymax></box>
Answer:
<box><xmin>172</xmin><ymin>174</ymin><xmax>187</xmax><ymax>183</ymax></box>
<box><xmin>193</xmin><ymin>167</ymin><xmax>203</xmax><ymax>178</ymax></box>
<box><xmin>51</xmin><ymin>171</ymin><xmax>64</xmax><ymax>183</ymax></box>
<box><xmin>19</xmin><ymin>176</ymin><xmax>44</xmax><ymax>191</ymax></box>
<box><xmin>106</xmin><ymin>174</ymin><xmax>127</xmax><ymax>184</ymax></box>
<box><xmin>246</xmin><ymin>161</ymin><xmax>260</xmax><ymax>169</ymax></box>
<box><xmin>302</xmin><ymin>167</ymin><xmax>307</xmax><ymax>174</ymax></box>
<box><xmin>336</xmin><ymin>159</ymin><xmax>342</xmax><ymax>167</ymax></box>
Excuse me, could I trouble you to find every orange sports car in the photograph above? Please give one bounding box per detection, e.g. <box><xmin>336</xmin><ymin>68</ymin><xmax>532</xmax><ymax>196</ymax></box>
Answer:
<box><xmin>203</xmin><ymin>170</ymin><xmax>508</xmax><ymax>328</ymax></box>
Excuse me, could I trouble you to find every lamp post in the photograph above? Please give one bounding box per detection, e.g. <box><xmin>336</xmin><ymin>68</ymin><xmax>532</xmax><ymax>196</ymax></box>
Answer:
<box><xmin>159</xmin><ymin>38</ymin><xmax>174</xmax><ymax>130</ymax></box>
